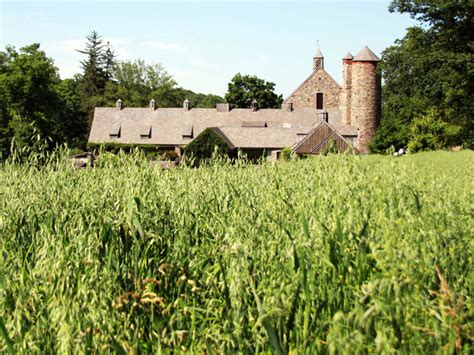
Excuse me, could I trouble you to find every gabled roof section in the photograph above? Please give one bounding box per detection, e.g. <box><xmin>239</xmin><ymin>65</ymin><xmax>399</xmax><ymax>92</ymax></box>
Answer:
<box><xmin>292</xmin><ymin>120</ymin><xmax>356</xmax><ymax>155</ymax></box>
<box><xmin>283</xmin><ymin>68</ymin><xmax>341</xmax><ymax>104</ymax></box>
<box><xmin>207</xmin><ymin>127</ymin><xmax>235</xmax><ymax>150</ymax></box>
<box><xmin>353</xmin><ymin>46</ymin><xmax>380</xmax><ymax>62</ymax></box>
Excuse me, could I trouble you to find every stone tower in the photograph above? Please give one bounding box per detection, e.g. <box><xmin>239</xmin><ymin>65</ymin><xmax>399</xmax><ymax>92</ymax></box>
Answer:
<box><xmin>340</xmin><ymin>52</ymin><xmax>353</xmax><ymax>125</ymax></box>
<box><xmin>350</xmin><ymin>46</ymin><xmax>381</xmax><ymax>153</ymax></box>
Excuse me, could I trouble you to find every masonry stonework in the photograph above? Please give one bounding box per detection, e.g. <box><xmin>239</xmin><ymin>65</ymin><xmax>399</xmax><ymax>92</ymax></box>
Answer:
<box><xmin>340</xmin><ymin>57</ymin><xmax>353</xmax><ymax>125</ymax></box>
<box><xmin>351</xmin><ymin>61</ymin><xmax>380</xmax><ymax>153</ymax></box>
<box><xmin>285</xmin><ymin>69</ymin><xmax>341</xmax><ymax>110</ymax></box>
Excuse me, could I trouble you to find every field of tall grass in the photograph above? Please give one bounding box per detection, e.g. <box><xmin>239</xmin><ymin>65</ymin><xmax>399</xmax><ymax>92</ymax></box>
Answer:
<box><xmin>0</xmin><ymin>150</ymin><xmax>472</xmax><ymax>353</ymax></box>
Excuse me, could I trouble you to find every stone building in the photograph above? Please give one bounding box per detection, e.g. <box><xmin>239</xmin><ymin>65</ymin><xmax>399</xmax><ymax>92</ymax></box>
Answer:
<box><xmin>88</xmin><ymin>46</ymin><xmax>381</xmax><ymax>156</ymax></box>
<box><xmin>283</xmin><ymin>46</ymin><xmax>381</xmax><ymax>152</ymax></box>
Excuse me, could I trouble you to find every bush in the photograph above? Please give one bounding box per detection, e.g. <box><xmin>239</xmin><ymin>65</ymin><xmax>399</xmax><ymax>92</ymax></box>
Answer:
<box><xmin>406</xmin><ymin>109</ymin><xmax>461</xmax><ymax>153</ymax></box>
<box><xmin>184</xmin><ymin>128</ymin><xmax>231</xmax><ymax>164</ymax></box>
<box><xmin>280</xmin><ymin>147</ymin><xmax>293</xmax><ymax>161</ymax></box>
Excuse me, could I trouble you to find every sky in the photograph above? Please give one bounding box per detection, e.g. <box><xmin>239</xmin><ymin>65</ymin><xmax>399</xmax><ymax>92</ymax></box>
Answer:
<box><xmin>0</xmin><ymin>0</ymin><xmax>416</xmax><ymax>97</ymax></box>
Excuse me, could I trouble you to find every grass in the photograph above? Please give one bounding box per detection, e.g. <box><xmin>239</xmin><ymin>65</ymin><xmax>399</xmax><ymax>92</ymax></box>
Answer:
<box><xmin>0</xmin><ymin>150</ymin><xmax>473</xmax><ymax>353</ymax></box>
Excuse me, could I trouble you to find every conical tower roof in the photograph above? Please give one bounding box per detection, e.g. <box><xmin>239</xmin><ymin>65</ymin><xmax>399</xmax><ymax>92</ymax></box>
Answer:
<box><xmin>314</xmin><ymin>47</ymin><xmax>324</xmax><ymax>58</ymax></box>
<box><xmin>343</xmin><ymin>52</ymin><xmax>353</xmax><ymax>60</ymax></box>
<box><xmin>353</xmin><ymin>46</ymin><xmax>380</xmax><ymax>62</ymax></box>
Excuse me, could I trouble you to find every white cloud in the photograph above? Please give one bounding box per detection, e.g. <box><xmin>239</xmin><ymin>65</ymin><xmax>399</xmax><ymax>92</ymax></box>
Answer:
<box><xmin>139</xmin><ymin>41</ymin><xmax>185</xmax><ymax>52</ymax></box>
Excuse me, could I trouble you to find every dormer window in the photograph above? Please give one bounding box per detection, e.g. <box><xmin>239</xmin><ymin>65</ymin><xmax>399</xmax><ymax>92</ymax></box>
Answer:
<box><xmin>110</xmin><ymin>125</ymin><xmax>121</xmax><ymax>139</ymax></box>
<box><xmin>140</xmin><ymin>126</ymin><xmax>152</xmax><ymax>140</ymax></box>
<box><xmin>182</xmin><ymin>125</ymin><xmax>193</xmax><ymax>138</ymax></box>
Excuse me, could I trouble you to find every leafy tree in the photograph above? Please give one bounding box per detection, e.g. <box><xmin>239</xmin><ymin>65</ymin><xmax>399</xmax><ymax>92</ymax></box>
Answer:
<box><xmin>407</xmin><ymin>108</ymin><xmax>462</xmax><ymax>153</ymax></box>
<box><xmin>55</xmin><ymin>77</ymin><xmax>89</xmax><ymax>148</ymax></box>
<box><xmin>103</xmin><ymin>59</ymin><xmax>177</xmax><ymax>107</ymax></box>
<box><xmin>173</xmin><ymin>88</ymin><xmax>225</xmax><ymax>108</ymax></box>
<box><xmin>225</xmin><ymin>73</ymin><xmax>283</xmax><ymax>109</ymax></box>
<box><xmin>0</xmin><ymin>44</ymin><xmax>63</xmax><ymax>149</ymax></box>
<box><xmin>370</xmin><ymin>1</ymin><xmax>474</xmax><ymax>152</ymax></box>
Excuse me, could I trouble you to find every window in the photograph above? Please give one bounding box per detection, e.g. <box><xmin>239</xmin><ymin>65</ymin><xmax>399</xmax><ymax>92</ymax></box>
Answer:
<box><xmin>316</xmin><ymin>93</ymin><xmax>324</xmax><ymax>110</ymax></box>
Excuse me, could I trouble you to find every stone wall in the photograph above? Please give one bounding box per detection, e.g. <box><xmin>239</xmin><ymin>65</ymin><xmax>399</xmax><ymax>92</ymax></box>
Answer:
<box><xmin>285</xmin><ymin>69</ymin><xmax>341</xmax><ymax>110</ymax></box>
<box><xmin>351</xmin><ymin>62</ymin><xmax>380</xmax><ymax>153</ymax></box>
<box><xmin>340</xmin><ymin>59</ymin><xmax>352</xmax><ymax>125</ymax></box>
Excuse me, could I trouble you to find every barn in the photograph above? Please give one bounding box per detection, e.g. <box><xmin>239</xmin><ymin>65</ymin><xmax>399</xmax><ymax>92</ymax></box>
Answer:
<box><xmin>88</xmin><ymin>46</ymin><xmax>381</xmax><ymax>157</ymax></box>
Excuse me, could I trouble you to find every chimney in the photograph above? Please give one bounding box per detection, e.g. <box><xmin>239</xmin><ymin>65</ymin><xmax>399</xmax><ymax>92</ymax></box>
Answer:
<box><xmin>251</xmin><ymin>99</ymin><xmax>258</xmax><ymax>112</ymax></box>
<box><xmin>216</xmin><ymin>103</ymin><xmax>230</xmax><ymax>112</ymax></box>
<box><xmin>285</xmin><ymin>102</ymin><xmax>293</xmax><ymax>112</ymax></box>
<box><xmin>116</xmin><ymin>98</ymin><xmax>123</xmax><ymax>110</ymax></box>
<box><xmin>149</xmin><ymin>98</ymin><xmax>156</xmax><ymax>111</ymax></box>
<box><xmin>183</xmin><ymin>99</ymin><xmax>190</xmax><ymax>111</ymax></box>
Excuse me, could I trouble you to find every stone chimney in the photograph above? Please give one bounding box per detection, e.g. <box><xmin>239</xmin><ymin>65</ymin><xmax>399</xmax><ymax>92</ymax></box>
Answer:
<box><xmin>149</xmin><ymin>98</ymin><xmax>156</xmax><ymax>111</ymax></box>
<box><xmin>116</xmin><ymin>98</ymin><xmax>123</xmax><ymax>110</ymax></box>
<box><xmin>251</xmin><ymin>99</ymin><xmax>258</xmax><ymax>112</ymax></box>
<box><xmin>216</xmin><ymin>103</ymin><xmax>230</xmax><ymax>112</ymax></box>
<box><xmin>183</xmin><ymin>99</ymin><xmax>190</xmax><ymax>111</ymax></box>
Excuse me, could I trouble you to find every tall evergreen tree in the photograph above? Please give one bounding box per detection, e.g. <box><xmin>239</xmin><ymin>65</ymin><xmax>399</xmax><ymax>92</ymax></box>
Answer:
<box><xmin>102</xmin><ymin>41</ymin><xmax>116</xmax><ymax>82</ymax></box>
<box><xmin>77</xmin><ymin>31</ymin><xmax>107</xmax><ymax>98</ymax></box>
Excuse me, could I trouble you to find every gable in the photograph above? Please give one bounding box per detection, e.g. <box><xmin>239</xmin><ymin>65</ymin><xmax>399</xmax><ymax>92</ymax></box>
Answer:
<box><xmin>284</xmin><ymin>69</ymin><xmax>341</xmax><ymax>109</ymax></box>
<box><xmin>292</xmin><ymin>121</ymin><xmax>356</xmax><ymax>155</ymax></box>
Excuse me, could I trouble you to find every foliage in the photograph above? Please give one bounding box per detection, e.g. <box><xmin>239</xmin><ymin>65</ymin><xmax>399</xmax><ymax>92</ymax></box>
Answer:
<box><xmin>280</xmin><ymin>147</ymin><xmax>293</xmax><ymax>161</ymax></box>
<box><xmin>0</xmin><ymin>150</ymin><xmax>472</xmax><ymax>353</ymax></box>
<box><xmin>372</xmin><ymin>1</ymin><xmax>474</xmax><ymax>151</ymax></box>
<box><xmin>184</xmin><ymin>128</ymin><xmax>232</xmax><ymax>163</ymax></box>
<box><xmin>76</xmin><ymin>31</ymin><xmax>109</xmax><ymax>99</ymax></box>
<box><xmin>103</xmin><ymin>59</ymin><xmax>177</xmax><ymax>108</ymax></box>
<box><xmin>407</xmin><ymin>109</ymin><xmax>462</xmax><ymax>153</ymax></box>
<box><xmin>0</xmin><ymin>44</ymin><xmax>64</xmax><ymax>152</ymax></box>
<box><xmin>172</xmin><ymin>88</ymin><xmax>225</xmax><ymax>109</ymax></box>
<box><xmin>225</xmin><ymin>73</ymin><xmax>283</xmax><ymax>109</ymax></box>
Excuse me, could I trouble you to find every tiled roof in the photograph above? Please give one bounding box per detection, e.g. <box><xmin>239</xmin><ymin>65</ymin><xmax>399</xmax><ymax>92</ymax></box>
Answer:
<box><xmin>88</xmin><ymin>106</ymin><xmax>357</xmax><ymax>149</ymax></box>
<box><xmin>353</xmin><ymin>46</ymin><xmax>380</xmax><ymax>62</ymax></box>
<box><xmin>343</xmin><ymin>52</ymin><xmax>353</xmax><ymax>60</ymax></box>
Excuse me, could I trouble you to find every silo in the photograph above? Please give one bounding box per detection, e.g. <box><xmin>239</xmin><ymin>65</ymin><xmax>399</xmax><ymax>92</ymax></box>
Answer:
<box><xmin>351</xmin><ymin>46</ymin><xmax>381</xmax><ymax>153</ymax></box>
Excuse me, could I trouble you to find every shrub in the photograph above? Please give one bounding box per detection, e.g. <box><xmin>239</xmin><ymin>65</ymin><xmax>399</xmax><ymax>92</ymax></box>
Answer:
<box><xmin>183</xmin><ymin>128</ymin><xmax>232</xmax><ymax>163</ymax></box>
<box><xmin>280</xmin><ymin>147</ymin><xmax>293</xmax><ymax>161</ymax></box>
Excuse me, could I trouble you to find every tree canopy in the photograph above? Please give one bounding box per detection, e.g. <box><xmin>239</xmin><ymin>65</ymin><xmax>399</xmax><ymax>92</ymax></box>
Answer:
<box><xmin>0</xmin><ymin>31</ymin><xmax>224</xmax><ymax>158</ymax></box>
<box><xmin>370</xmin><ymin>0</ymin><xmax>474</xmax><ymax>152</ymax></box>
<box><xmin>225</xmin><ymin>73</ymin><xmax>283</xmax><ymax>109</ymax></box>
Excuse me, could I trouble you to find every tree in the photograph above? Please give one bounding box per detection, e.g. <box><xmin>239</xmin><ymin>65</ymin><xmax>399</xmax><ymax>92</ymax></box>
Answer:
<box><xmin>0</xmin><ymin>44</ymin><xmax>63</xmax><ymax>149</ymax></box>
<box><xmin>172</xmin><ymin>88</ymin><xmax>225</xmax><ymax>108</ymax></box>
<box><xmin>225</xmin><ymin>73</ymin><xmax>283</xmax><ymax>109</ymax></box>
<box><xmin>370</xmin><ymin>1</ymin><xmax>474</xmax><ymax>152</ymax></box>
<box><xmin>103</xmin><ymin>59</ymin><xmax>177</xmax><ymax>107</ymax></box>
<box><xmin>77</xmin><ymin>31</ymin><xmax>108</xmax><ymax>98</ymax></box>
<box><xmin>102</xmin><ymin>42</ymin><xmax>115</xmax><ymax>82</ymax></box>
